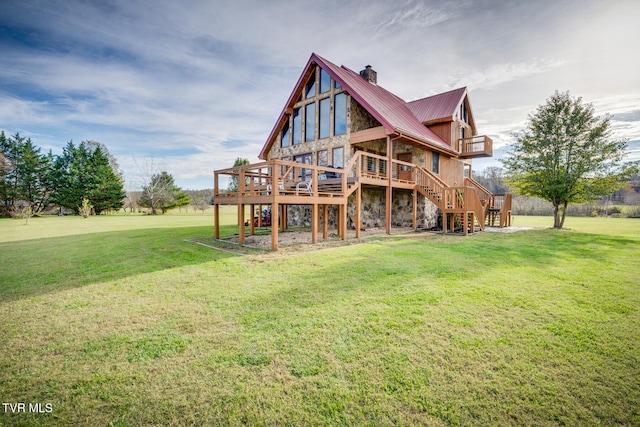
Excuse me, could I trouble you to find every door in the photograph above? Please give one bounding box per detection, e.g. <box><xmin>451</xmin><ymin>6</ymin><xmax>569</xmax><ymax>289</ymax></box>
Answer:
<box><xmin>397</xmin><ymin>153</ymin><xmax>412</xmax><ymax>182</ymax></box>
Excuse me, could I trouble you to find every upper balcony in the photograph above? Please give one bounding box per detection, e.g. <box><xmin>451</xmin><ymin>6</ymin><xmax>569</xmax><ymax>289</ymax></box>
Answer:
<box><xmin>458</xmin><ymin>135</ymin><xmax>493</xmax><ymax>158</ymax></box>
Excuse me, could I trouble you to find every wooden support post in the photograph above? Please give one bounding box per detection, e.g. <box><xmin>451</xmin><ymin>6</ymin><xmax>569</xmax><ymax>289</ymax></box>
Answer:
<box><xmin>238</xmin><ymin>203</ymin><xmax>245</xmax><ymax>244</ymax></box>
<box><xmin>386</xmin><ymin>136</ymin><xmax>393</xmax><ymax>235</ymax></box>
<box><xmin>271</xmin><ymin>202</ymin><xmax>279</xmax><ymax>251</ymax></box>
<box><xmin>214</xmin><ymin>204</ymin><xmax>220</xmax><ymax>239</ymax></box>
<box><xmin>250</xmin><ymin>204</ymin><xmax>255</xmax><ymax>235</ymax></box>
<box><xmin>463</xmin><ymin>211</ymin><xmax>468</xmax><ymax>236</ymax></box>
<box><xmin>442</xmin><ymin>212</ymin><xmax>447</xmax><ymax>234</ymax></box>
<box><xmin>386</xmin><ymin>186</ymin><xmax>392</xmax><ymax>235</ymax></box>
<box><xmin>214</xmin><ymin>172</ymin><xmax>220</xmax><ymax>239</ymax></box>
<box><xmin>342</xmin><ymin>203</ymin><xmax>348</xmax><ymax>240</ymax></box>
<box><xmin>412</xmin><ymin>189</ymin><xmax>417</xmax><ymax>230</ymax></box>
<box><xmin>280</xmin><ymin>204</ymin><xmax>286</xmax><ymax>231</ymax></box>
<box><xmin>258</xmin><ymin>204</ymin><xmax>262</xmax><ymax>227</ymax></box>
<box><xmin>312</xmin><ymin>204</ymin><xmax>318</xmax><ymax>244</ymax></box>
<box><xmin>355</xmin><ymin>185</ymin><xmax>362</xmax><ymax>238</ymax></box>
<box><xmin>323</xmin><ymin>204</ymin><xmax>328</xmax><ymax>239</ymax></box>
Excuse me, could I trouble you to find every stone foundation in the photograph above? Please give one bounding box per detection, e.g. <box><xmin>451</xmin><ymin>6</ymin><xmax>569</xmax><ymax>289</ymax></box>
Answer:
<box><xmin>282</xmin><ymin>186</ymin><xmax>439</xmax><ymax>230</ymax></box>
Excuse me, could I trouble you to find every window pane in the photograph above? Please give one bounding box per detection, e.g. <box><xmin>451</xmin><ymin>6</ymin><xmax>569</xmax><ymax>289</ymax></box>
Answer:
<box><xmin>333</xmin><ymin>147</ymin><xmax>344</xmax><ymax>168</ymax></box>
<box><xmin>317</xmin><ymin>150</ymin><xmax>328</xmax><ymax>166</ymax></box>
<box><xmin>294</xmin><ymin>153</ymin><xmax>312</xmax><ymax>180</ymax></box>
<box><xmin>335</xmin><ymin>81</ymin><xmax>341</xmax><ymax>89</ymax></box>
<box><xmin>305</xmin><ymin>78</ymin><xmax>316</xmax><ymax>99</ymax></box>
<box><xmin>334</xmin><ymin>93</ymin><xmax>346</xmax><ymax>135</ymax></box>
<box><xmin>292</xmin><ymin>108</ymin><xmax>301</xmax><ymax>145</ymax></box>
<box><xmin>432</xmin><ymin>152</ymin><xmax>440</xmax><ymax>174</ymax></box>
<box><xmin>281</xmin><ymin>120</ymin><xmax>290</xmax><ymax>148</ymax></box>
<box><xmin>320</xmin><ymin>68</ymin><xmax>330</xmax><ymax>93</ymax></box>
<box><xmin>319</xmin><ymin>98</ymin><xmax>330</xmax><ymax>139</ymax></box>
<box><xmin>305</xmin><ymin>102</ymin><xmax>315</xmax><ymax>142</ymax></box>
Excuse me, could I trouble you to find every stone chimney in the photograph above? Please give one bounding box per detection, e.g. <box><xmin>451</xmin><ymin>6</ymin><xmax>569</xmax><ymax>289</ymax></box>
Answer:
<box><xmin>359</xmin><ymin>65</ymin><xmax>377</xmax><ymax>84</ymax></box>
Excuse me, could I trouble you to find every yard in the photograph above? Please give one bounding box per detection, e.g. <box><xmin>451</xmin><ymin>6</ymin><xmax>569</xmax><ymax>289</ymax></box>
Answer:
<box><xmin>1</xmin><ymin>212</ymin><xmax>639</xmax><ymax>425</ymax></box>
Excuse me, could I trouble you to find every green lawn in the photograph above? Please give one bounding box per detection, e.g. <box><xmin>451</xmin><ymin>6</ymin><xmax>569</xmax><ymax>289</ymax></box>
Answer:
<box><xmin>1</xmin><ymin>213</ymin><xmax>639</xmax><ymax>425</ymax></box>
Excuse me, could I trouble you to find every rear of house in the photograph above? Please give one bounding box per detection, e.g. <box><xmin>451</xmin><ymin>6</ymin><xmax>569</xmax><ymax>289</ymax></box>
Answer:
<box><xmin>214</xmin><ymin>53</ymin><xmax>510</xmax><ymax>250</ymax></box>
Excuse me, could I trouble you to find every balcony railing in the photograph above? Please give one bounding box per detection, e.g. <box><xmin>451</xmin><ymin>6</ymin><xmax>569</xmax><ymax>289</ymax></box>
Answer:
<box><xmin>458</xmin><ymin>135</ymin><xmax>493</xmax><ymax>158</ymax></box>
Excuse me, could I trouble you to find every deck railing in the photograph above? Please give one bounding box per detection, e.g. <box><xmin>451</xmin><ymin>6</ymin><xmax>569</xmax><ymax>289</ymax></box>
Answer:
<box><xmin>214</xmin><ymin>160</ymin><xmax>352</xmax><ymax>200</ymax></box>
<box><xmin>415</xmin><ymin>166</ymin><xmax>446</xmax><ymax>209</ymax></box>
<box><xmin>458</xmin><ymin>135</ymin><xmax>493</xmax><ymax>157</ymax></box>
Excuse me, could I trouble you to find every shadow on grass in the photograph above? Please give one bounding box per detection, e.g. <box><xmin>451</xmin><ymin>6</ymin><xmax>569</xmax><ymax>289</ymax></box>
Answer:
<box><xmin>228</xmin><ymin>229</ymin><xmax>639</xmax><ymax>327</ymax></box>
<box><xmin>0</xmin><ymin>226</ymin><xmax>237</xmax><ymax>302</ymax></box>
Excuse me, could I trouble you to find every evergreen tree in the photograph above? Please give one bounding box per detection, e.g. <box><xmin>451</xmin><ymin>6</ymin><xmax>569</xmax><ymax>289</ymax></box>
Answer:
<box><xmin>50</xmin><ymin>141</ymin><xmax>125</xmax><ymax>215</ymax></box>
<box><xmin>0</xmin><ymin>132</ymin><xmax>54</xmax><ymax>216</ymax></box>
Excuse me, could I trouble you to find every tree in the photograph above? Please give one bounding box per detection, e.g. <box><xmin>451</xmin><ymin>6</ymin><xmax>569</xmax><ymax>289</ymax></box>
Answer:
<box><xmin>138</xmin><ymin>171</ymin><xmax>190</xmax><ymax>214</ymax></box>
<box><xmin>502</xmin><ymin>91</ymin><xmax>639</xmax><ymax>228</ymax></box>
<box><xmin>50</xmin><ymin>141</ymin><xmax>125</xmax><ymax>215</ymax></box>
<box><xmin>227</xmin><ymin>158</ymin><xmax>250</xmax><ymax>192</ymax></box>
<box><xmin>473</xmin><ymin>166</ymin><xmax>509</xmax><ymax>194</ymax></box>
<box><xmin>0</xmin><ymin>132</ymin><xmax>54</xmax><ymax>217</ymax></box>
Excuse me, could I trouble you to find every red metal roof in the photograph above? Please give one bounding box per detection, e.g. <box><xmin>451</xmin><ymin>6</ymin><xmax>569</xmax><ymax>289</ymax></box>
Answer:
<box><xmin>259</xmin><ymin>53</ymin><xmax>460</xmax><ymax>159</ymax></box>
<box><xmin>405</xmin><ymin>87</ymin><xmax>467</xmax><ymax>124</ymax></box>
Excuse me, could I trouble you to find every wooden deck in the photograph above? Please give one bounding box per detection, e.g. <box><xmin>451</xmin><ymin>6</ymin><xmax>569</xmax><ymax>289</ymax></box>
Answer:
<box><xmin>214</xmin><ymin>151</ymin><xmax>511</xmax><ymax>250</ymax></box>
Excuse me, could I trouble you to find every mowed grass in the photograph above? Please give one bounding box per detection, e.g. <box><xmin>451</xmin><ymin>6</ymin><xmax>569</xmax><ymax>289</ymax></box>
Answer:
<box><xmin>1</xmin><ymin>212</ymin><xmax>639</xmax><ymax>426</ymax></box>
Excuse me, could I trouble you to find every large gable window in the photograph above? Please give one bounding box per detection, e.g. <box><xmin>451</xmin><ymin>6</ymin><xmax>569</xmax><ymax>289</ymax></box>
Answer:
<box><xmin>305</xmin><ymin>103</ymin><xmax>315</xmax><ymax>142</ymax></box>
<box><xmin>320</xmin><ymin>68</ymin><xmax>330</xmax><ymax>93</ymax></box>
<box><xmin>292</xmin><ymin>108</ymin><xmax>301</xmax><ymax>145</ymax></box>
<box><xmin>281</xmin><ymin>120</ymin><xmax>290</xmax><ymax>148</ymax></box>
<box><xmin>305</xmin><ymin>78</ymin><xmax>316</xmax><ymax>99</ymax></box>
<box><xmin>319</xmin><ymin>97</ymin><xmax>330</xmax><ymax>139</ymax></box>
<box><xmin>334</xmin><ymin>93</ymin><xmax>347</xmax><ymax>135</ymax></box>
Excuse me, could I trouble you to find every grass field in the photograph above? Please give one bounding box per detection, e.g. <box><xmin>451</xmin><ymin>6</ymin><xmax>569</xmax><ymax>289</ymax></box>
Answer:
<box><xmin>1</xmin><ymin>212</ymin><xmax>639</xmax><ymax>425</ymax></box>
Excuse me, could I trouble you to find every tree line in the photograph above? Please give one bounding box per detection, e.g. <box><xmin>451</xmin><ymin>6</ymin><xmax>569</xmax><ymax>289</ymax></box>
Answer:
<box><xmin>0</xmin><ymin>131</ymin><xmax>197</xmax><ymax>218</ymax></box>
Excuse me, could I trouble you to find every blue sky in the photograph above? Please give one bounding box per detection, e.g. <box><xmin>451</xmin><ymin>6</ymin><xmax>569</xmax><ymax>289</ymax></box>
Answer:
<box><xmin>2</xmin><ymin>0</ymin><xmax>639</xmax><ymax>190</ymax></box>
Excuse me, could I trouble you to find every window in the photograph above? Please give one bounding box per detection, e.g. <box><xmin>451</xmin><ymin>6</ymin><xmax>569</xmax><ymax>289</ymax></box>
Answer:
<box><xmin>432</xmin><ymin>152</ymin><xmax>440</xmax><ymax>174</ymax></box>
<box><xmin>317</xmin><ymin>150</ymin><xmax>328</xmax><ymax>167</ymax></box>
<box><xmin>335</xmin><ymin>80</ymin><xmax>341</xmax><ymax>89</ymax></box>
<box><xmin>292</xmin><ymin>108</ymin><xmax>301</xmax><ymax>145</ymax></box>
<box><xmin>334</xmin><ymin>93</ymin><xmax>347</xmax><ymax>135</ymax></box>
<box><xmin>305</xmin><ymin>103</ymin><xmax>315</xmax><ymax>142</ymax></box>
<box><xmin>294</xmin><ymin>153</ymin><xmax>312</xmax><ymax>181</ymax></box>
<box><xmin>281</xmin><ymin>120</ymin><xmax>290</xmax><ymax>148</ymax></box>
<box><xmin>332</xmin><ymin>146</ymin><xmax>344</xmax><ymax>169</ymax></box>
<box><xmin>319</xmin><ymin>98</ymin><xmax>330</xmax><ymax>139</ymax></box>
<box><xmin>320</xmin><ymin>68</ymin><xmax>330</xmax><ymax>93</ymax></box>
<box><xmin>305</xmin><ymin>77</ymin><xmax>316</xmax><ymax>99</ymax></box>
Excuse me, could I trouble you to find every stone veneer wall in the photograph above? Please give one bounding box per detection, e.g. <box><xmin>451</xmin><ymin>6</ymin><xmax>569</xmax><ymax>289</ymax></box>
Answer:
<box><xmin>283</xmin><ymin>186</ymin><xmax>440</xmax><ymax>230</ymax></box>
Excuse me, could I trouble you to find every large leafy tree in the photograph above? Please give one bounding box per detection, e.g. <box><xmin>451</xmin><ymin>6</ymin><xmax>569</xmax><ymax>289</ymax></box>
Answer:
<box><xmin>0</xmin><ymin>131</ymin><xmax>54</xmax><ymax>216</ymax></box>
<box><xmin>138</xmin><ymin>171</ymin><xmax>191</xmax><ymax>214</ymax></box>
<box><xmin>503</xmin><ymin>91</ymin><xmax>638</xmax><ymax>228</ymax></box>
<box><xmin>50</xmin><ymin>141</ymin><xmax>125</xmax><ymax>215</ymax></box>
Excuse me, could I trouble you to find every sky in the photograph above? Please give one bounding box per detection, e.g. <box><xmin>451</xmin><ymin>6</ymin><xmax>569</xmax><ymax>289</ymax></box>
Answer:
<box><xmin>2</xmin><ymin>0</ymin><xmax>639</xmax><ymax>190</ymax></box>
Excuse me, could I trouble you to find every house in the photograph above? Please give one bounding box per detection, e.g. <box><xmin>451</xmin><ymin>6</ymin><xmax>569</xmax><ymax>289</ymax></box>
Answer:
<box><xmin>214</xmin><ymin>53</ymin><xmax>511</xmax><ymax>250</ymax></box>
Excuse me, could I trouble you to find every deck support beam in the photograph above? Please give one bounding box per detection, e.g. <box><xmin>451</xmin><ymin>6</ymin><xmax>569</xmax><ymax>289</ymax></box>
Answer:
<box><xmin>250</xmin><ymin>204</ymin><xmax>255</xmax><ymax>235</ymax></box>
<box><xmin>412</xmin><ymin>189</ymin><xmax>417</xmax><ymax>230</ymax></box>
<box><xmin>386</xmin><ymin>136</ymin><xmax>393</xmax><ymax>234</ymax></box>
<box><xmin>271</xmin><ymin>202</ymin><xmax>279</xmax><ymax>251</ymax></box>
<box><xmin>238</xmin><ymin>203</ymin><xmax>245</xmax><ymax>244</ymax></box>
<box><xmin>214</xmin><ymin>204</ymin><xmax>220</xmax><ymax>239</ymax></box>
<box><xmin>323</xmin><ymin>204</ymin><xmax>328</xmax><ymax>239</ymax></box>
<box><xmin>312</xmin><ymin>204</ymin><xmax>318</xmax><ymax>244</ymax></box>
<box><xmin>355</xmin><ymin>185</ymin><xmax>362</xmax><ymax>239</ymax></box>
